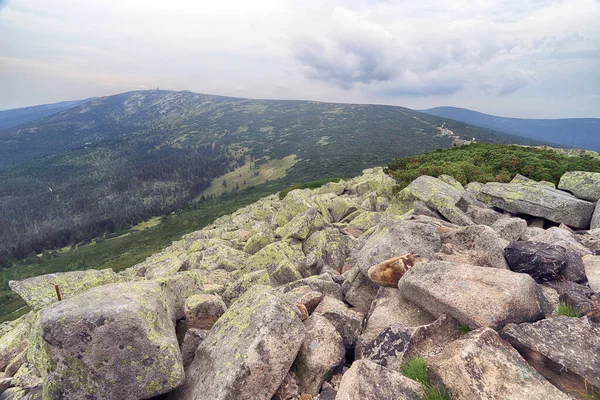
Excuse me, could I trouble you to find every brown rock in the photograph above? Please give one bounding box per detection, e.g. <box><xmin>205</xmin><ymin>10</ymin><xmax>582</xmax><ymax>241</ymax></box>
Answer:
<box><xmin>429</xmin><ymin>328</ymin><xmax>571</xmax><ymax>400</ymax></box>
<box><xmin>282</xmin><ymin>286</ymin><xmax>325</xmax><ymax>314</ymax></box>
<box><xmin>184</xmin><ymin>294</ymin><xmax>227</xmax><ymax>330</ymax></box>
<box><xmin>297</xmin><ymin>304</ymin><xmax>309</xmax><ymax>321</ymax></box>
<box><xmin>367</xmin><ymin>254</ymin><xmax>428</xmax><ymax>287</ymax></box>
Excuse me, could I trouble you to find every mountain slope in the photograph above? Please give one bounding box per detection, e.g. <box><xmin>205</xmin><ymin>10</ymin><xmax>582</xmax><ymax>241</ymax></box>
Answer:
<box><xmin>420</xmin><ymin>106</ymin><xmax>600</xmax><ymax>151</ymax></box>
<box><xmin>0</xmin><ymin>90</ymin><xmax>542</xmax><ymax>263</ymax></box>
<box><xmin>0</xmin><ymin>98</ymin><xmax>91</xmax><ymax>131</ymax></box>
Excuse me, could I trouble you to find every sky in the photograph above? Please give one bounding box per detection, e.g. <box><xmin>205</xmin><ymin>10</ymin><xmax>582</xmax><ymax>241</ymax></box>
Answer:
<box><xmin>1</xmin><ymin>0</ymin><xmax>599</xmax><ymax>118</ymax></box>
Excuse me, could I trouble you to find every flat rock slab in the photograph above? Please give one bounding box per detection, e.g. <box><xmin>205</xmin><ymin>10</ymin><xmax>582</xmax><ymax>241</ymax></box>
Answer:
<box><xmin>429</xmin><ymin>328</ymin><xmax>571</xmax><ymax>400</ymax></box>
<box><xmin>35</xmin><ymin>281</ymin><xmax>184</xmax><ymax>400</ymax></box>
<box><xmin>398</xmin><ymin>261</ymin><xmax>543</xmax><ymax>329</ymax></box>
<box><xmin>558</xmin><ymin>171</ymin><xmax>600</xmax><ymax>201</ymax></box>
<box><xmin>9</xmin><ymin>269</ymin><xmax>119</xmax><ymax>311</ymax></box>
<box><xmin>170</xmin><ymin>286</ymin><xmax>305</xmax><ymax>400</ymax></box>
<box><xmin>502</xmin><ymin>316</ymin><xmax>600</xmax><ymax>398</ymax></box>
<box><xmin>504</xmin><ymin>241</ymin><xmax>568</xmax><ymax>282</ymax></box>
<box><xmin>477</xmin><ymin>182</ymin><xmax>595</xmax><ymax>228</ymax></box>
<box><xmin>335</xmin><ymin>359</ymin><xmax>423</xmax><ymax>400</ymax></box>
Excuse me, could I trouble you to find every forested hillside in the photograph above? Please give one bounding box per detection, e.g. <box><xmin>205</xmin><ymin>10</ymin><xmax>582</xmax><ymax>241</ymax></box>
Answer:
<box><xmin>0</xmin><ymin>90</ymin><xmax>540</xmax><ymax>265</ymax></box>
<box><xmin>0</xmin><ymin>98</ymin><xmax>89</xmax><ymax>131</ymax></box>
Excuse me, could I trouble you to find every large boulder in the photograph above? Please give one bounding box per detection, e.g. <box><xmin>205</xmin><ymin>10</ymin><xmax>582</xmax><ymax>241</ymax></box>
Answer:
<box><xmin>170</xmin><ymin>286</ymin><xmax>305</xmax><ymax>400</ymax></box>
<box><xmin>340</xmin><ymin>267</ymin><xmax>379</xmax><ymax>313</ymax></box>
<box><xmin>437</xmin><ymin>225</ymin><xmax>509</xmax><ymax>269</ymax></box>
<box><xmin>199</xmin><ymin>242</ymin><xmax>248</xmax><ymax>272</ymax></box>
<box><xmin>394</xmin><ymin>176</ymin><xmax>474</xmax><ymax>226</ymax></box>
<box><xmin>8</xmin><ymin>269</ymin><xmax>119</xmax><ymax>311</ymax></box>
<box><xmin>362</xmin><ymin>314</ymin><xmax>460</xmax><ymax>371</ymax></box>
<box><xmin>491</xmin><ymin>217</ymin><xmax>527</xmax><ymax>242</ymax></box>
<box><xmin>504</xmin><ymin>241</ymin><xmax>569</xmax><ymax>283</ymax></box>
<box><xmin>356</xmin><ymin>288</ymin><xmax>435</xmax><ymax>358</ymax></box>
<box><xmin>502</xmin><ymin>316</ymin><xmax>600</xmax><ymax>398</ymax></box>
<box><xmin>477</xmin><ymin>182</ymin><xmax>595</xmax><ymax>228</ymax></box>
<box><xmin>0</xmin><ymin>315</ymin><xmax>33</xmax><ymax>372</ymax></box>
<box><xmin>33</xmin><ymin>281</ymin><xmax>184</xmax><ymax>400</ymax></box>
<box><xmin>429</xmin><ymin>328</ymin><xmax>571</xmax><ymax>400</ymax></box>
<box><xmin>335</xmin><ymin>359</ymin><xmax>423</xmax><ymax>400</ymax></box>
<box><xmin>398</xmin><ymin>261</ymin><xmax>543</xmax><ymax>329</ymax></box>
<box><xmin>275</xmin><ymin>190</ymin><xmax>315</xmax><ymax>227</ymax></box>
<box><xmin>558</xmin><ymin>171</ymin><xmax>600</xmax><ymax>201</ymax></box>
<box><xmin>313</xmin><ymin>296</ymin><xmax>364</xmax><ymax>349</ymax></box>
<box><xmin>184</xmin><ymin>294</ymin><xmax>227</xmax><ymax>330</ymax></box>
<box><xmin>292</xmin><ymin>314</ymin><xmax>345</xmax><ymax>396</ymax></box>
<box><xmin>274</xmin><ymin>208</ymin><xmax>326</xmax><ymax>240</ymax></box>
<box><xmin>352</xmin><ymin>220</ymin><xmax>442</xmax><ymax>277</ymax></box>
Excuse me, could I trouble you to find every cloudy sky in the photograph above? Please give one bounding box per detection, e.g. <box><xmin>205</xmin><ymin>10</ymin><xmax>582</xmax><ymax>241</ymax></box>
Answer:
<box><xmin>1</xmin><ymin>0</ymin><xmax>599</xmax><ymax>118</ymax></box>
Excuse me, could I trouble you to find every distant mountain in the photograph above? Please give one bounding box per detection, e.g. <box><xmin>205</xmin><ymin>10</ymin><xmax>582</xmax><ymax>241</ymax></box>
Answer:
<box><xmin>0</xmin><ymin>90</ymin><xmax>542</xmax><ymax>262</ymax></box>
<box><xmin>420</xmin><ymin>106</ymin><xmax>600</xmax><ymax>151</ymax></box>
<box><xmin>0</xmin><ymin>98</ymin><xmax>91</xmax><ymax>131</ymax></box>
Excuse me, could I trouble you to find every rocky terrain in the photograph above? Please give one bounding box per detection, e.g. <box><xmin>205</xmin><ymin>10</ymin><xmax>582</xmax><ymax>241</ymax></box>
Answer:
<box><xmin>1</xmin><ymin>166</ymin><xmax>600</xmax><ymax>399</ymax></box>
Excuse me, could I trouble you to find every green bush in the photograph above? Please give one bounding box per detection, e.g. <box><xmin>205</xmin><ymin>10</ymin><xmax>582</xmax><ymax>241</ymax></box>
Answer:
<box><xmin>556</xmin><ymin>302</ymin><xmax>583</xmax><ymax>318</ymax></box>
<box><xmin>386</xmin><ymin>143</ymin><xmax>600</xmax><ymax>191</ymax></box>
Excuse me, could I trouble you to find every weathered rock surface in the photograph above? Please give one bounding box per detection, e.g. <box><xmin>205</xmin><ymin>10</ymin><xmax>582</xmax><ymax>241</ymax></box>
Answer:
<box><xmin>313</xmin><ymin>296</ymin><xmax>364</xmax><ymax>349</ymax></box>
<box><xmin>437</xmin><ymin>225</ymin><xmax>509</xmax><ymax>269</ymax></box>
<box><xmin>429</xmin><ymin>328</ymin><xmax>571</xmax><ymax>400</ymax></box>
<box><xmin>335</xmin><ymin>359</ymin><xmax>423</xmax><ymax>400</ymax></box>
<box><xmin>282</xmin><ymin>286</ymin><xmax>324</xmax><ymax>314</ymax></box>
<box><xmin>398</xmin><ymin>261</ymin><xmax>543</xmax><ymax>329</ymax></box>
<box><xmin>477</xmin><ymin>181</ymin><xmax>595</xmax><ymax>228</ymax></box>
<box><xmin>8</xmin><ymin>269</ymin><xmax>119</xmax><ymax>311</ymax></box>
<box><xmin>558</xmin><ymin>171</ymin><xmax>600</xmax><ymax>201</ymax></box>
<box><xmin>180</xmin><ymin>328</ymin><xmax>208</xmax><ymax>369</ymax></box>
<box><xmin>491</xmin><ymin>217</ymin><xmax>527</xmax><ymax>241</ymax></box>
<box><xmin>356</xmin><ymin>288</ymin><xmax>434</xmax><ymax>358</ymax></box>
<box><xmin>394</xmin><ymin>175</ymin><xmax>474</xmax><ymax>226</ymax></box>
<box><xmin>367</xmin><ymin>254</ymin><xmax>427</xmax><ymax>287</ymax></box>
<box><xmin>502</xmin><ymin>317</ymin><xmax>600</xmax><ymax>398</ymax></box>
<box><xmin>0</xmin><ymin>316</ymin><xmax>32</xmax><ymax>372</ymax></box>
<box><xmin>340</xmin><ymin>268</ymin><xmax>379</xmax><ymax>313</ymax></box>
<box><xmin>170</xmin><ymin>286</ymin><xmax>305</xmax><ymax>400</ymax></box>
<box><xmin>465</xmin><ymin>204</ymin><xmax>505</xmax><ymax>226</ymax></box>
<box><xmin>583</xmin><ymin>254</ymin><xmax>600</xmax><ymax>292</ymax></box>
<box><xmin>35</xmin><ymin>281</ymin><xmax>184</xmax><ymax>400</ymax></box>
<box><xmin>362</xmin><ymin>314</ymin><xmax>460</xmax><ymax>371</ymax></box>
<box><xmin>184</xmin><ymin>294</ymin><xmax>227</xmax><ymax>330</ymax></box>
<box><xmin>292</xmin><ymin>314</ymin><xmax>345</xmax><ymax>396</ymax></box>
<box><xmin>504</xmin><ymin>241</ymin><xmax>568</xmax><ymax>282</ymax></box>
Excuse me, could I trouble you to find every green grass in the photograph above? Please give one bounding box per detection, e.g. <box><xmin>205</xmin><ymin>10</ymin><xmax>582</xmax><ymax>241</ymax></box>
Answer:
<box><xmin>386</xmin><ymin>143</ymin><xmax>600</xmax><ymax>191</ymax></box>
<box><xmin>400</xmin><ymin>357</ymin><xmax>450</xmax><ymax>400</ymax></box>
<box><xmin>457</xmin><ymin>323</ymin><xmax>472</xmax><ymax>335</ymax></box>
<box><xmin>556</xmin><ymin>302</ymin><xmax>584</xmax><ymax>318</ymax></box>
<box><xmin>0</xmin><ymin>184</ymin><xmax>280</xmax><ymax>323</ymax></box>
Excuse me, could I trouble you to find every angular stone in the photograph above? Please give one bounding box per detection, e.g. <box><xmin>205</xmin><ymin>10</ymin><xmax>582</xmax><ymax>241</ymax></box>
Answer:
<box><xmin>313</xmin><ymin>296</ymin><xmax>364</xmax><ymax>349</ymax></box>
<box><xmin>353</xmin><ymin>220</ymin><xmax>442</xmax><ymax>277</ymax></box>
<box><xmin>243</xmin><ymin>231</ymin><xmax>274</xmax><ymax>255</ymax></box>
<box><xmin>362</xmin><ymin>314</ymin><xmax>460</xmax><ymax>371</ymax></box>
<box><xmin>491</xmin><ymin>217</ymin><xmax>527</xmax><ymax>242</ymax></box>
<box><xmin>335</xmin><ymin>359</ymin><xmax>423</xmax><ymax>400</ymax></box>
<box><xmin>429</xmin><ymin>328</ymin><xmax>571</xmax><ymax>400</ymax></box>
<box><xmin>8</xmin><ymin>269</ymin><xmax>119</xmax><ymax>311</ymax></box>
<box><xmin>437</xmin><ymin>174</ymin><xmax>464</xmax><ymax>192</ymax></box>
<box><xmin>303</xmin><ymin>228</ymin><xmax>350</xmax><ymax>275</ymax></box>
<box><xmin>583</xmin><ymin>254</ymin><xmax>600</xmax><ymax>292</ymax></box>
<box><xmin>281</xmin><ymin>286</ymin><xmax>324</xmax><ymax>314</ymax></box>
<box><xmin>396</xmin><ymin>176</ymin><xmax>473</xmax><ymax>226</ymax></box>
<box><xmin>221</xmin><ymin>269</ymin><xmax>271</xmax><ymax>306</ymax></box>
<box><xmin>465</xmin><ymin>205</ymin><xmax>505</xmax><ymax>226</ymax></box>
<box><xmin>537</xmin><ymin>284</ymin><xmax>561</xmax><ymax>318</ymax></box>
<box><xmin>504</xmin><ymin>241</ymin><xmax>568</xmax><ymax>283</ymax></box>
<box><xmin>356</xmin><ymin>288</ymin><xmax>435</xmax><ymax>359</ymax></box>
<box><xmin>245</xmin><ymin>240</ymin><xmax>305</xmax><ymax>274</ymax></box>
<box><xmin>280</xmin><ymin>275</ymin><xmax>344</xmax><ymax>302</ymax></box>
<box><xmin>36</xmin><ymin>281</ymin><xmax>184</xmax><ymax>400</ymax></box>
<box><xmin>477</xmin><ymin>182</ymin><xmax>595</xmax><ymax>228</ymax></box>
<box><xmin>437</xmin><ymin>225</ymin><xmax>509</xmax><ymax>269</ymax></box>
<box><xmin>325</xmin><ymin>197</ymin><xmax>358</xmax><ymax>223</ymax></box>
<box><xmin>272</xmin><ymin>373</ymin><xmax>299</xmax><ymax>400</ymax></box>
<box><xmin>153</xmin><ymin>270</ymin><xmax>205</xmax><ymax>320</ymax></box>
<box><xmin>546</xmin><ymin>280</ymin><xmax>596</xmax><ymax>316</ymax></box>
<box><xmin>275</xmin><ymin>190</ymin><xmax>316</xmax><ymax>227</ymax></box>
<box><xmin>398</xmin><ymin>261</ymin><xmax>543</xmax><ymax>329</ymax></box>
<box><xmin>292</xmin><ymin>314</ymin><xmax>345</xmax><ymax>396</ymax></box>
<box><xmin>275</xmin><ymin>208</ymin><xmax>326</xmax><ymax>240</ymax></box>
<box><xmin>180</xmin><ymin>328</ymin><xmax>208</xmax><ymax>369</ymax></box>
<box><xmin>511</xmin><ymin>174</ymin><xmax>555</xmax><ymax>188</ymax></box>
<box><xmin>184</xmin><ymin>294</ymin><xmax>227</xmax><ymax>330</ymax></box>
<box><xmin>592</xmin><ymin>202</ymin><xmax>600</xmax><ymax>230</ymax></box>
<box><xmin>558</xmin><ymin>171</ymin><xmax>600</xmax><ymax>201</ymax></box>
<box><xmin>0</xmin><ymin>315</ymin><xmax>32</xmax><ymax>372</ymax></box>
<box><xmin>502</xmin><ymin>317</ymin><xmax>600</xmax><ymax>398</ymax></box>
<box><xmin>521</xmin><ymin>226</ymin><xmax>545</xmax><ymax>240</ymax></box>
<box><xmin>340</xmin><ymin>267</ymin><xmax>379</xmax><ymax>313</ymax></box>
<box><xmin>367</xmin><ymin>254</ymin><xmax>428</xmax><ymax>287</ymax></box>
<box><xmin>200</xmin><ymin>242</ymin><xmax>248</xmax><ymax>272</ymax></box>
<box><xmin>170</xmin><ymin>286</ymin><xmax>305</xmax><ymax>400</ymax></box>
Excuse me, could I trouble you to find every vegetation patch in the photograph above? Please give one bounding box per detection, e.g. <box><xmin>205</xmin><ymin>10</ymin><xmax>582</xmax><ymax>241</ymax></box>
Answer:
<box><xmin>202</xmin><ymin>155</ymin><xmax>298</xmax><ymax>198</ymax></box>
<box><xmin>457</xmin><ymin>323</ymin><xmax>472</xmax><ymax>335</ymax></box>
<box><xmin>400</xmin><ymin>357</ymin><xmax>450</xmax><ymax>400</ymax></box>
<box><xmin>386</xmin><ymin>143</ymin><xmax>600</xmax><ymax>190</ymax></box>
<box><xmin>556</xmin><ymin>302</ymin><xmax>583</xmax><ymax>318</ymax></box>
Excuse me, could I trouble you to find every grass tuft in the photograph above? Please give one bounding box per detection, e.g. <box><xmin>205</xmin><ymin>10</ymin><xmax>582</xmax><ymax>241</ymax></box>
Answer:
<box><xmin>457</xmin><ymin>323</ymin><xmax>472</xmax><ymax>335</ymax></box>
<box><xmin>400</xmin><ymin>357</ymin><xmax>451</xmax><ymax>400</ymax></box>
<box><xmin>556</xmin><ymin>302</ymin><xmax>583</xmax><ymax>318</ymax></box>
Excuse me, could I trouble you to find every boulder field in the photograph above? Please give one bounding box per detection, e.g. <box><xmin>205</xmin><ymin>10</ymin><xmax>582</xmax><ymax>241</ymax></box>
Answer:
<box><xmin>1</xmin><ymin>167</ymin><xmax>600</xmax><ymax>399</ymax></box>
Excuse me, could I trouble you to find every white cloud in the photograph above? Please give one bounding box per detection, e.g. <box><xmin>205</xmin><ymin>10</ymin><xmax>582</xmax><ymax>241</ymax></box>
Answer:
<box><xmin>0</xmin><ymin>0</ymin><xmax>599</xmax><ymax>117</ymax></box>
